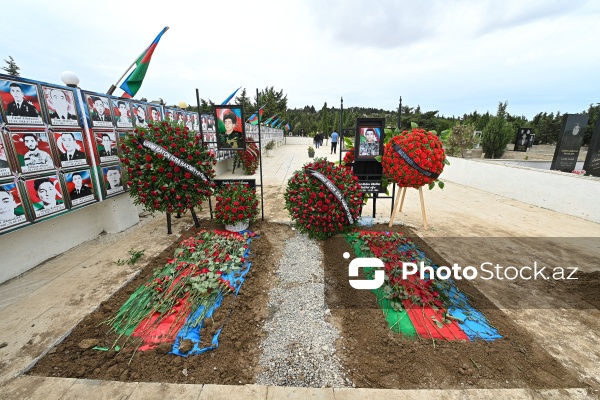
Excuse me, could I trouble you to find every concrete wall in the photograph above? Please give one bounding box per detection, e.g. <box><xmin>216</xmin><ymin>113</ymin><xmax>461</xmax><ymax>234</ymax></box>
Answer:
<box><xmin>442</xmin><ymin>157</ymin><xmax>600</xmax><ymax>223</ymax></box>
<box><xmin>481</xmin><ymin>160</ymin><xmax>585</xmax><ymax>170</ymax></box>
<box><xmin>0</xmin><ymin>195</ymin><xmax>139</xmax><ymax>283</ymax></box>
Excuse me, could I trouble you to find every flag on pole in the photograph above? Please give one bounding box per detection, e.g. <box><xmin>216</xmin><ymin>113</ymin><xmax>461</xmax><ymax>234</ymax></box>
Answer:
<box><xmin>274</xmin><ymin>120</ymin><xmax>284</xmax><ymax>129</ymax></box>
<box><xmin>247</xmin><ymin>106</ymin><xmax>264</xmax><ymax>125</ymax></box>
<box><xmin>270</xmin><ymin>117</ymin><xmax>280</xmax><ymax>128</ymax></box>
<box><xmin>285</xmin><ymin>123</ymin><xmax>290</xmax><ymax>131</ymax></box>
<box><xmin>120</xmin><ymin>27</ymin><xmax>169</xmax><ymax>98</ymax></box>
<box><xmin>263</xmin><ymin>115</ymin><xmax>276</xmax><ymax>125</ymax></box>
<box><xmin>221</xmin><ymin>87</ymin><xmax>241</xmax><ymax>105</ymax></box>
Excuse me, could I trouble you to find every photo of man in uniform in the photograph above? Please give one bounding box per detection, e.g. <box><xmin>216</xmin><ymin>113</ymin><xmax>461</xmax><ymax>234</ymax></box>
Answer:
<box><xmin>359</xmin><ymin>128</ymin><xmax>380</xmax><ymax>156</ymax></box>
<box><xmin>217</xmin><ymin>111</ymin><xmax>244</xmax><ymax>150</ymax></box>
<box><xmin>89</xmin><ymin>96</ymin><xmax>112</xmax><ymax>123</ymax></box>
<box><xmin>46</xmin><ymin>88</ymin><xmax>77</xmax><ymax>122</ymax></box>
<box><xmin>0</xmin><ymin>138</ymin><xmax>10</xmax><ymax>171</ymax></box>
<box><xmin>23</xmin><ymin>133</ymin><xmax>53</xmax><ymax>167</ymax></box>
<box><xmin>59</xmin><ymin>132</ymin><xmax>86</xmax><ymax>162</ymax></box>
<box><xmin>98</xmin><ymin>133</ymin><xmax>115</xmax><ymax>157</ymax></box>
<box><xmin>69</xmin><ymin>172</ymin><xmax>93</xmax><ymax>200</ymax></box>
<box><xmin>6</xmin><ymin>82</ymin><xmax>39</xmax><ymax>118</ymax></box>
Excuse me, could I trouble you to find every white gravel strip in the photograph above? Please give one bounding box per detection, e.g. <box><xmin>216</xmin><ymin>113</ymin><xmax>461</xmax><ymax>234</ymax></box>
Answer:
<box><xmin>256</xmin><ymin>231</ymin><xmax>350</xmax><ymax>388</ymax></box>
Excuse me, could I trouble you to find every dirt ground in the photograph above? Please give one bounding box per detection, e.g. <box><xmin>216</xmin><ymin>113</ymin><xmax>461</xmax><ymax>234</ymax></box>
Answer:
<box><xmin>27</xmin><ymin>221</ymin><xmax>597</xmax><ymax>391</ymax></box>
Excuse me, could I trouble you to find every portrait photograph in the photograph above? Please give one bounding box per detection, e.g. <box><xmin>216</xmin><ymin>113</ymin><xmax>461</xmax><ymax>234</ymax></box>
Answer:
<box><xmin>102</xmin><ymin>165</ymin><xmax>124</xmax><ymax>196</ymax></box>
<box><xmin>214</xmin><ymin>105</ymin><xmax>245</xmax><ymax>151</ymax></box>
<box><xmin>0</xmin><ymin>134</ymin><xmax>13</xmax><ymax>177</ymax></box>
<box><xmin>112</xmin><ymin>99</ymin><xmax>133</xmax><ymax>129</ymax></box>
<box><xmin>355</xmin><ymin>125</ymin><xmax>384</xmax><ymax>160</ymax></box>
<box><xmin>0</xmin><ymin>79</ymin><xmax>44</xmax><ymax>126</ymax></box>
<box><xmin>96</xmin><ymin>132</ymin><xmax>119</xmax><ymax>163</ymax></box>
<box><xmin>65</xmin><ymin>169</ymin><xmax>95</xmax><ymax>207</ymax></box>
<box><xmin>11</xmin><ymin>131</ymin><xmax>56</xmax><ymax>174</ymax></box>
<box><xmin>25</xmin><ymin>173</ymin><xmax>66</xmax><ymax>219</ymax></box>
<box><xmin>84</xmin><ymin>93</ymin><xmax>113</xmax><ymax>128</ymax></box>
<box><xmin>0</xmin><ymin>180</ymin><xmax>29</xmax><ymax>232</ymax></box>
<box><xmin>175</xmin><ymin>110</ymin><xmax>186</xmax><ymax>126</ymax></box>
<box><xmin>42</xmin><ymin>86</ymin><xmax>80</xmax><ymax>127</ymax></box>
<box><xmin>513</xmin><ymin>128</ymin><xmax>532</xmax><ymax>152</ymax></box>
<box><xmin>148</xmin><ymin>105</ymin><xmax>163</xmax><ymax>123</ymax></box>
<box><xmin>192</xmin><ymin>113</ymin><xmax>200</xmax><ymax>132</ymax></box>
<box><xmin>132</xmin><ymin>103</ymin><xmax>149</xmax><ymax>129</ymax></box>
<box><xmin>164</xmin><ymin>108</ymin><xmax>177</xmax><ymax>122</ymax></box>
<box><xmin>54</xmin><ymin>131</ymin><xmax>88</xmax><ymax>168</ymax></box>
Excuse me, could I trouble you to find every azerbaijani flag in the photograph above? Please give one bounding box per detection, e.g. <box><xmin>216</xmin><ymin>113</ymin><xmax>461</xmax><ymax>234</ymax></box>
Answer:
<box><xmin>270</xmin><ymin>117</ymin><xmax>280</xmax><ymax>128</ymax></box>
<box><xmin>247</xmin><ymin>106</ymin><xmax>264</xmax><ymax>125</ymax></box>
<box><xmin>263</xmin><ymin>115</ymin><xmax>276</xmax><ymax>126</ymax></box>
<box><xmin>120</xmin><ymin>27</ymin><xmax>169</xmax><ymax>98</ymax></box>
<box><xmin>221</xmin><ymin>87</ymin><xmax>241</xmax><ymax>105</ymax></box>
<box><xmin>285</xmin><ymin>123</ymin><xmax>290</xmax><ymax>131</ymax></box>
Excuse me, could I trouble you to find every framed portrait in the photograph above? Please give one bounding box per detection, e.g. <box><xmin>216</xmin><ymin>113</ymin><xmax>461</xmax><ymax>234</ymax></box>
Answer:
<box><xmin>84</xmin><ymin>93</ymin><xmax>113</xmax><ymax>128</ymax></box>
<box><xmin>10</xmin><ymin>131</ymin><xmax>56</xmax><ymax>174</ymax></box>
<box><xmin>148</xmin><ymin>105</ymin><xmax>163</xmax><ymax>123</ymax></box>
<box><xmin>175</xmin><ymin>110</ymin><xmax>186</xmax><ymax>126</ymax></box>
<box><xmin>102</xmin><ymin>165</ymin><xmax>124</xmax><ymax>196</ymax></box>
<box><xmin>25</xmin><ymin>173</ymin><xmax>66</xmax><ymax>219</ymax></box>
<box><xmin>513</xmin><ymin>127</ymin><xmax>532</xmax><ymax>152</ymax></box>
<box><xmin>132</xmin><ymin>103</ymin><xmax>149</xmax><ymax>128</ymax></box>
<box><xmin>0</xmin><ymin>133</ymin><xmax>13</xmax><ymax>177</ymax></box>
<box><xmin>95</xmin><ymin>131</ymin><xmax>119</xmax><ymax>164</ymax></box>
<box><xmin>164</xmin><ymin>108</ymin><xmax>177</xmax><ymax>122</ymax></box>
<box><xmin>527</xmin><ymin>134</ymin><xmax>535</xmax><ymax>148</ymax></box>
<box><xmin>0</xmin><ymin>79</ymin><xmax>44</xmax><ymax>125</ymax></box>
<box><xmin>53</xmin><ymin>131</ymin><xmax>88</xmax><ymax>168</ymax></box>
<box><xmin>41</xmin><ymin>86</ymin><xmax>80</xmax><ymax>127</ymax></box>
<box><xmin>64</xmin><ymin>169</ymin><xmax>96</xmax><ymax>207</ymax></box>
<box><xmin>112</xmin><ymin>99</ymin><xmax>133</xmax><ymax>129</ymax></box>
<box><xmin>0</xmin><ymin>180</ymin><xmax>29</xmax><ymax>232</ymax></box>
<box><xmin>214</xmin><ymin>105</ymin><xmax>245</xmax><ymax>151</ymax></box>
<box><xmin>354</xmin><ymin>118</ymin><xmax>384</xmax><ymax>161</ymax></box>
<box><xmin>184</xmin><ymin>112</ymin><xmax>194</xmax><ymax>131</ymax></box>
<box><xmin>191</xmin><ymin>113</ymin><xmax>200</xmax><ymax>132</ymax></box>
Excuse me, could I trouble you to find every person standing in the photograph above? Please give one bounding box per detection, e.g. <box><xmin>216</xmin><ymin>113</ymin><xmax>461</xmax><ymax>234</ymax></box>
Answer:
<box><xmin>330</xmin><ymin>130</ymin><xmax>339</xmax><ymax>154</ymax></box>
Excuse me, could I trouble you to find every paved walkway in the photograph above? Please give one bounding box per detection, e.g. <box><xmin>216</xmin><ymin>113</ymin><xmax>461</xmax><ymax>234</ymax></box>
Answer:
<box><xmin>0</xmin><ymin>143</ymin><xmax>599</xmax><ymax>399</ymax></box>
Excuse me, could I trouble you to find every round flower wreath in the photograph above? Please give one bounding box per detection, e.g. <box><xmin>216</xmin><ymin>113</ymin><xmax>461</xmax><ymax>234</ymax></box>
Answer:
<box><xmin>382</xmin><ymin>128</ymin><xmax>446</xmax><ymax>188</ymax></box>
<box><xmin>120</xmin><ymin>121</ymin><xmax>216</xmax><ymax>214</ymax></box>
<box><xmin>240</xmin><ymin>140</ymin><xmax>259</xmax><ymax>175</ymax></box>
<box><xmin>214</xmin><ymin>182</ymin><xmax>259</xmax><ymax>225</ymax></box>
<box><xmin>284</xmin><ymin>158</ymin><xmax>364</xmax><ymax>240</ymax></box>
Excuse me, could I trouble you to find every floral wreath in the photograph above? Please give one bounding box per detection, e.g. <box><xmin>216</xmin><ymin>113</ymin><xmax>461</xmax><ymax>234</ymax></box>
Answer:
<box><xmin>120</xmin><ymin>120</ymin><xmax>216</xmax><ymax>214</ymax></box>
<box><xmin>214</xmin><ymin>182</ymin><xmax>259</xmax><ymax>225</ymax></box>
<box><xmin>240</xmin><ymin>139</ymin><xmax>259</xmax><ymax>175</ymax></box>
<box><xmin>382</xmin><ymin>128</ymin><xmax>446</xmax><ymax>188</ymax></box>
<box><xmin>284</xmin><ymin>158</ymin><xmax>364</xmax><ymax>240</ymax></box>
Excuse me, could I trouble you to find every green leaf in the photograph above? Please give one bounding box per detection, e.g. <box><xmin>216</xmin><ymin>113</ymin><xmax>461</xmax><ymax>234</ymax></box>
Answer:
<box><xmin>344</xmin><ymin>137</ymin><xmax>354</xmax><ymax>148</ymax></box>
<box><xmin>411</xmin><ymin>122</ymin><xmax>418</xmax><ymax>129</ymax></box>
<box><xmin>438</xmin><ymin>181</ymin><xmax>445</xmax><ymax>189</ymax></box>
<box><xmin>374</xmin><ymin>155</ymin><xmax>382</xmax><ymax>163</ymax></box>
<box><xmin>428</xmin><ymin>182</ymin><xmax>435</xmax><ymax>190</ymax></box>
<box><xmin>443</xmin><ymin>158</ymin><xmax>451</xmax><ymax>165</ymax></box>
<box><xmin>430</xmin><ymin>130</ymin><xmax>437</xmax><ymax>136</ymax></box>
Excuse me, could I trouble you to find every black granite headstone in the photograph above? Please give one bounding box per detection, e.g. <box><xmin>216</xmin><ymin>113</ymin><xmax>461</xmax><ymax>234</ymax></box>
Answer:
<box><xmin>550</xmin><ymin>114</ymin><xmax>589</xmax><ymax>172</ymax></box>
<box><xmin>514</xmin><ymin>127</ymin><xmax>532</xmax><ymax>152</ymax></box>
<box><xmin>583</xmin><ymin>118</ymin><xmax>600</xmax><ymax>177</ymax></box>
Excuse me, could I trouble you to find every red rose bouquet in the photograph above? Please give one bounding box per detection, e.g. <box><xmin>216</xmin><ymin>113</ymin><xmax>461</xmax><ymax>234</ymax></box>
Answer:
<box><xmin>284</xmin><ymin>158</ymin><xmax>364</xmax><ymax>240</ymax></box>
<box><xmin>341</xmin><ymin>147</ymin><xmax>355</xmax><ymax>171</ymax></box>
<box><xmin>120</xmin><ymin>120</ymin><xmax>216</xmax><ymax>214</ymax></box>
<box><xmin>214</xmin><ymin>182</ymin><xmax>259</xmax><ymax>226</ymax></box>
<box><xmin>240</xmin><ymin>141</ymin><xmax>259</xmax><ymax>175</ymax></box>
<box><xmin>382</xmin><ymin>128</ymin><xmax>446</xmax><ymax>188</ymax></box>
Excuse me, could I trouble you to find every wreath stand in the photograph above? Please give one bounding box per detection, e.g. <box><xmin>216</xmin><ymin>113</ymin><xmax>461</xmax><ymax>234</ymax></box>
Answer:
<box><xmin>389</xmin><ymin>186</ymin><xmax>428</xmax><ymax>230</ymax></box>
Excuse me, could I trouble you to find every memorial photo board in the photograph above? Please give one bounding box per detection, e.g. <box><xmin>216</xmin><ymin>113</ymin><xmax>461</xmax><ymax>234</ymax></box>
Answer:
<box><xmin>132</xmin><ymin>103</ymin><xmax>149</xmax><ymax>128</ymax></box>
<box><xmin>95</xmin><ymin>131</ymin><xmax>119</xmax><ymax>164</ymax></box>
<box><xmin>10</xmin><ymin>131</ymin><xmax>56</xmax><ymax>174</ymax></box>
<box><xmin>54</xmin><ymin>131</ymin><xmax>88</xmax><ymax>168</ymax></box>
<box><xmin>0</xmin><ymin>134</ymin><xmax>13</xmax><ymax>178</ymax></box>
<box><xmin>24</xmin><ymin>173</ymin><xmax>67</xmax><ymax>220</ymax></box>
<box><xmin>64</xmin><ymin>169</ymin><xmax>96</xmax><ymax>207</ymax></box>
<box><xmin>102</xmin><ymin>165</ymin><xmax>124</xmax><ymax>197</ymax></box>
<box><xmin>513</xmin><ymin>127</ymin><xmax>533</xmax><ymax>152</ymax></box>
<box><xmin>42</xmin><ymin>86</ymin><xmax>80</xmax><ymax>127</ymax></box>
<box><xmin>0</xmin><ymin>180</ymin><xmax>29</xmax><ymax>232</ymax></box>
<box><xmin>214</xmin><ymin>105</ymin><xmax>245</xmax><ymax>151</ymax></box>
<box><xmin>84</xmin><ymin>93</ymin><xmax>114</xmax><ymax>128</ymax></box>
<box><xmin>112</xmin><ymin>99</ymin><xmax>133</xmax><ymax>129</ymax></box>
<box><xmin>0</xmin><ymin>79</ymin><xmax>44</xmax><ymax>126</ymax></box>
<box><xmin>148</xmin><ymin>105</ymin><xmax>163</xmax><ymax>123</ymax></box>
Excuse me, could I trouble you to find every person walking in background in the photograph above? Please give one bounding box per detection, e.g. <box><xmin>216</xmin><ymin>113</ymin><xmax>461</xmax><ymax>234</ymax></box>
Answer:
<box><xmin>330</xmin><ymin>130</ymin><xmax>339</xmax><ymax>154</ymax></box>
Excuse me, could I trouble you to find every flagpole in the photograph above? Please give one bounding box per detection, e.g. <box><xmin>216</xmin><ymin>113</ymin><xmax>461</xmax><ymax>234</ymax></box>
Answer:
<box><xmin>106</xmin><ymin>27</ymin><xmax>170</xmax><ymax>95</ymax></box>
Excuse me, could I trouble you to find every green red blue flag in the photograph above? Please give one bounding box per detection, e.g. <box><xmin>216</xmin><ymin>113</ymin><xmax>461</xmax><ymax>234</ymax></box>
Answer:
<box><xmin>120</xmin><ymin>27</ymin><xmax>169</xmax><ymax>98</ymax></box>
<box><xmin>247</xmin><ymin>106</ymin><xmax>264</xmax><ymax>125</ymax></box>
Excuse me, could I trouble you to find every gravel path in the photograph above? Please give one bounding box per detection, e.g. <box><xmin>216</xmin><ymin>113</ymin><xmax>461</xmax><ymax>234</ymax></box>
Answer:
<box><xmin>256</xmin><ymin>230</ymin><xmax>349</xmax><ymax>388</ymax></box>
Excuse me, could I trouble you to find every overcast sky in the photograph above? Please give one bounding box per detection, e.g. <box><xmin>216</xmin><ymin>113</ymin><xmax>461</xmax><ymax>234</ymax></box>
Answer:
<box><xmin>2</xmin><ymin>0</ymin><xmax>599</xmax><ymax>120</ymax></box>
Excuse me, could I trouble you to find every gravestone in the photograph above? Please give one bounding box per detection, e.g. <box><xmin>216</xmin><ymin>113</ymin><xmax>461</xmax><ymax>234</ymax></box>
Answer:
<box><xmin>514</xmin><ymin>127</ymin><xmax>533</xmax><ymax>152</ymax></box>
<box><xmin>550</xmin><ymin>114</ymin><xmax>589</xmax><ymax>172</ymax></box>
<box><xmin>583</xmin><ymin>118</ymin><xmax>600</xmax><ymax>177</ymax></box>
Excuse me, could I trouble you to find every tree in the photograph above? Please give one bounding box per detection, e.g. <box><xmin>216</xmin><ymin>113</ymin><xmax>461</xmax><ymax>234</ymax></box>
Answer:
<box><xmin>481</xmin><ymin>101</ymin><xmax>514</xmax><ymax>159</ymax></box>
<box><xmin>3</xmin><ymin>56</ymin><xmax>20</xmax><ymax>76</ymax></box>
<box><xmin>320</xmin><ymin>102</ymin><xmax>330</xmax><ymax>137</ymax></box>
<box><xmin>447</xmin><ymin>123</ymin><xmax>477</xmax><ymax>157</ymax></box>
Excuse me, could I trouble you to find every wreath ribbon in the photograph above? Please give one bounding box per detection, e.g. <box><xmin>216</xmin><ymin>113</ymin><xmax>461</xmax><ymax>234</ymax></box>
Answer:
<box><xmin>307</xmin><ymin>169</ymin><xmax>354</xmax><ymax>224</ymax></box>
<box><xmin>392</xmin><ymin>143</ymin><xmax>440</xmax><ymax>179</ymax></box>
<box><xmin>137</xmin><ymin>137</ymin><xmax>210</xmax><ymax>183</ymax></box>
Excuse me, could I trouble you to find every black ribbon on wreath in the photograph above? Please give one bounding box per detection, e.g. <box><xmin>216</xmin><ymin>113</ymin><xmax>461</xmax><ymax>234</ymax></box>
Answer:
<box><xmin>307</xmin><ymin>169</ymin><xmax>354</xmax><ymax>224</ymax></box>
<box><xmin>392</xmin><ymin>143</ymin><xmax>440</xmax><ymax>179</ymax></box>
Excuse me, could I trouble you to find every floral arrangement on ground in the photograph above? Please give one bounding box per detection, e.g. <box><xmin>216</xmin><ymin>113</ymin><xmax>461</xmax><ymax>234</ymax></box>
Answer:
<box><xmin>214</xmin><ymin>181</ymin><xmax>259</xmax><ymax>226</ymax></box>
<box><xmin>382</xmin><ymin>127</ymin><xmax>446</xmax><ymax>189</ymax></box>
<box><xmin>240</xmin><ymin>139</ymin><xmax>259</xmax><ymax>175</ymax></box>
<box><xmin>120</xmin><ymin>120</ymin><xmax>216</xmax><ymax>214</ymax></box>
<box><xmin>284</xmin><ymin>157</ymin><xmax>364</xmax><ymax>240</ymax></box>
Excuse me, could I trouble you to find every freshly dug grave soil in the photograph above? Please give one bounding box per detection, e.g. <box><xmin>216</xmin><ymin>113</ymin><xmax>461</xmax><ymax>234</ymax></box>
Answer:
<box><xmin>27</xmin><ymin>221</ymin><xmax>592</xmax><ymax>390</ymax></box>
